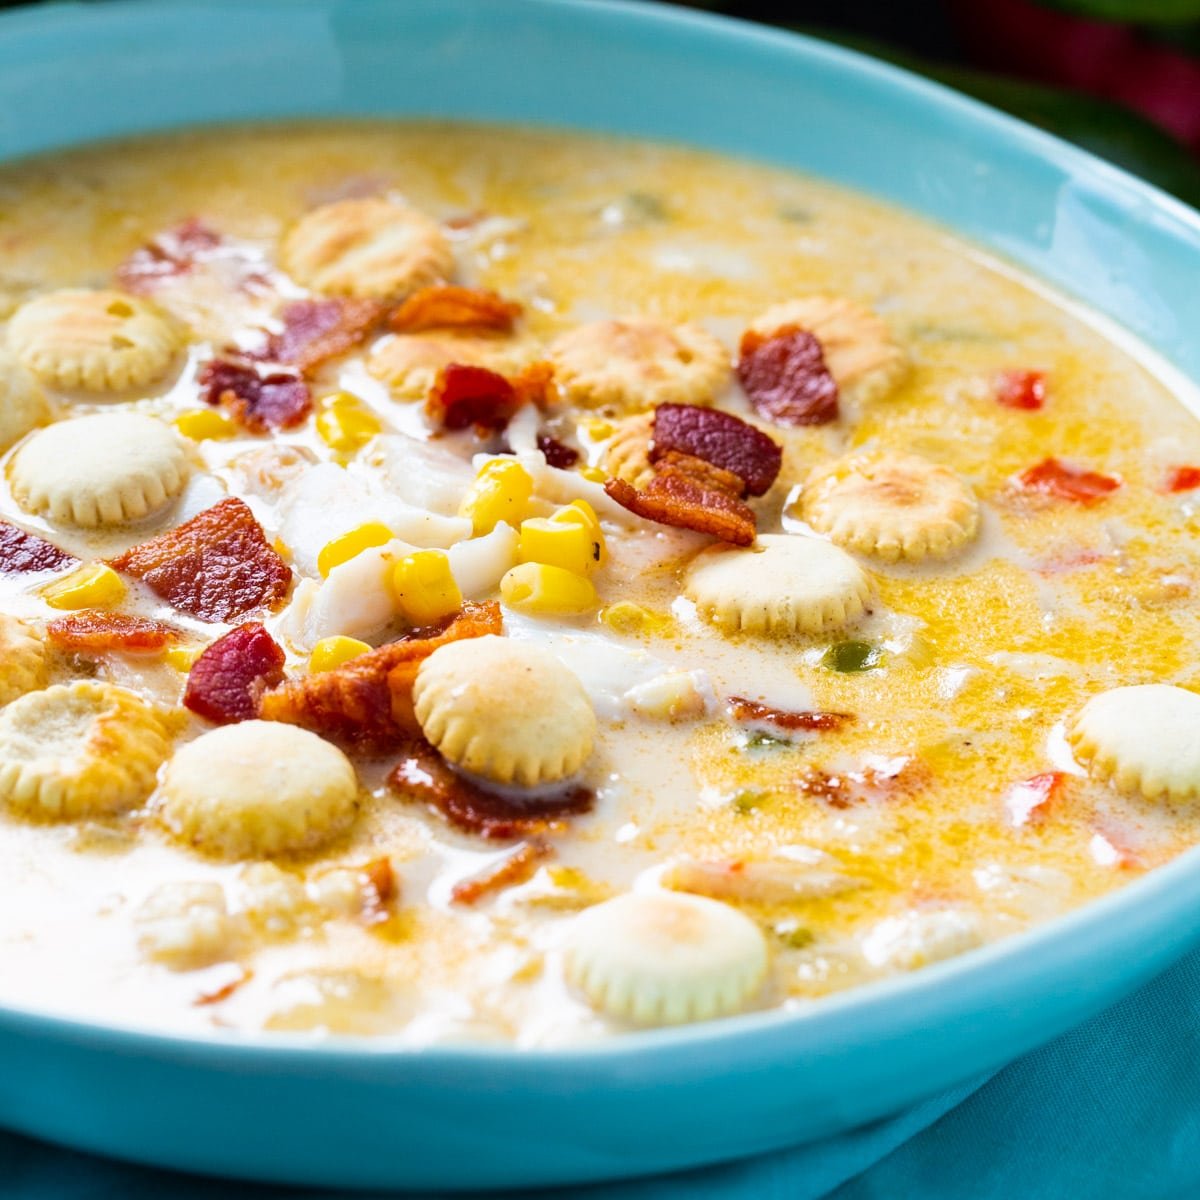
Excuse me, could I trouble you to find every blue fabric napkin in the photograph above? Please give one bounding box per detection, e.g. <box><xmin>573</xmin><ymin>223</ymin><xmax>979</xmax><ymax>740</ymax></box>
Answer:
<box><xmin>6</xmin><ymin>947</ymin><xmax>1199</xmax><ymax>1199</ymax></box>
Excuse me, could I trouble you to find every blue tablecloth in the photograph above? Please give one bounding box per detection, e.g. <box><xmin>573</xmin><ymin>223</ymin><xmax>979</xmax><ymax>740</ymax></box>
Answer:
<box><xmin>6</xmin><ymin>947</ymin><xmax>1198</xmax><ymax>1199</ymax></box>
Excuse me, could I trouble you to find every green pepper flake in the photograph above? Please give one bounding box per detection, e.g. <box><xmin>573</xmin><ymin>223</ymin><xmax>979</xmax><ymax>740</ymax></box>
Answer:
<box><xmin>744</xmin><ymin>731</ymin><xmax>790</xmax><ymax>751</ymax></box>
<box><xmin>624</xmin><ymin>192</ymin><xmax>667</xmax><ymax>221</ymax></box>
<box><xmin>824</xmin><ymin>640</ymin><xmax>883</xmax><ymax>673</ymax></box>
<box><xmin>774</xmin><ymin>922</ymin><xmax>814</xmax><ymax>950</ymax></box>
<box><xmin>731</xmin><ymin>790</ymin><xmax>767</xmax><ymax>814</ymax></box>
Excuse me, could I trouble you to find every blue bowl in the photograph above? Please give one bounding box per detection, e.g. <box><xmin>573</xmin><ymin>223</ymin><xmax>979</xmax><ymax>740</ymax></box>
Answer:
<box><xmin>3</xmin><ymin>0</ymin><xmax>1200</xmax><ymax>1190</ymax></box>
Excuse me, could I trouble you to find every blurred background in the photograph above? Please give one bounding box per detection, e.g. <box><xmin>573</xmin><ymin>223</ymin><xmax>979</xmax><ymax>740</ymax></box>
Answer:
<box><xmin>665</xmin><ymin>0</ymin><xmax>1200</xmax><ymax>205</ymax></box>
<box><xmin>3</xmin><ymin>0</ymin><xmax>1198</xmax><ymax>205</ymax></box>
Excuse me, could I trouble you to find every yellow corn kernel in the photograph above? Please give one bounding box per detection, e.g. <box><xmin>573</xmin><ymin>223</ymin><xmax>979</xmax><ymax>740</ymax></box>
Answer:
<box><xmin>41</xmin><ymin>564</ymin><xmax>127</xmax><ymax>610</ymax></box>
<box><xmin>579</xmin><ymin>417</ymin><xmax>614</xmax><ymax>441</ymax></box>
<box><xmin>173</xmin><ymin>409</ymin><xmax>237</xmax><ymax>441</ymax></box>
<box><xmin>600</xmin><ymin>601</ymin><xmax>673</xmax><ymax>636</ymax></box>
<box><xmin>165</xmin><ymin>645</ymin><xmax>204</xmax><ymax>673</ymax></box>
<box><xmin>551</xmin><ymin>499</ymin><xmax>606</xmax><ymax>566</ymax></box>
<box><xmin>391</xmin><ymin>550</ymin><xmax>463</xmax><ymax>627</ymax></box>
<box><xmin>518</xmin><ymin>517</ymin><xmax>601</xmax><ymax>577</ymax></box>
<box><xmin>500</xmin><ymin>562</ymin><xmax>597</xmax><ymax>616</ymax></box>
<box><xmin>578</xmin><ymin>465</ymin><xmax>607</xmax><ymax>484</ymax></box>
<box><xmin>317</xmin><ymin>522</ymin><xmax>395</xmax><ymax>578</ymax></box>
<box><xmin>315</xmin><ymin>391</ymin><xmax>382</xmax><ymax>455</ymax></box>
<box><xmin>458</xmin><ymin>459</ymin><xmax>535</xmax><ymax>535</ymax></box>
<box><xmin>309</xmin><ymin>635</ymin><xmax>373</xmax><ymax>674</ymax></box>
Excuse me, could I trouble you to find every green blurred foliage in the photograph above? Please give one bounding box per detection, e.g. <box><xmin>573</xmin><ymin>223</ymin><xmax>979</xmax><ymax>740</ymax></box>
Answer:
<box><xmin>1037</xmin><ymin>0</ymin><xmax>1200</xmax><ymax>21</ymax></box>
<box><xmin>801</xmin><ymin>28</ymin><xmax>1200</xmax><ymax>208</ymax></box>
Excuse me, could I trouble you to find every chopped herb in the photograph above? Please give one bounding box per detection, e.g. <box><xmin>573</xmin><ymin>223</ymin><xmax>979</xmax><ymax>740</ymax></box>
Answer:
<box><xmin>777</xmin><ymin>204</ymin><xmax>814</xmax><ymax>223</ymax></box>
<box><xmin>625</xmin><ymin>192</ymin><xmax>667</xmax><ymax>221</ymax></box>
<box><xmin>908</xmin><ymin>322</ymin><xmax>998</xmax><ymax>344</ymax></box>
<box><xmin>744</xmin><ymin>731</ymin><xmax>790</xmax><ymax>751</ymax></box>
<box><xmin>731</xmin><ymin>790</ymin><xmax>768</xmax><ymax>814</ymax></box>
<box><xmin>774</xmin><ymin>922</ymin><xmax>815</xmax><ymax>950</ymax></box>
<box><xmin>824</xmin><ymin>640</ymin><xmax>883</xmax><ymax>673</ymax></box>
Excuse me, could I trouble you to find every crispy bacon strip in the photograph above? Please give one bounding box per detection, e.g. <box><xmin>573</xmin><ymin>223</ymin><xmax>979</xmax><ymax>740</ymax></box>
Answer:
<box><xmin>605</xmin><ymin>456</ymin><xmax>757</xmax><ymax>546</ymax></box>
<box><xmin>426</xmin><ymin>363</ymin><xmax>524</xmax><ymax>433</ymax></box>
<box><xmin>115</xmin><ymin>218</ymin><xmax>224</xmax><ymax>292</ymax></box>
<box><xmin>389</xmin><ymin>740</ymin><xmax>593</xmax><ymax>840</ymax></box>
<box><xmin>183</xmin><ymin>623</ymin><xmax>286</xmax><ymax>725</ymax></box>
<box><xmin>250</xmin><ymin>297</ymin><xmax>385</xmax><ymax>376</ymax></box>
<box><xmin>536</xmin><ymin>433</ymin><xmax>579</xmax><ymax>469</ymax></box>
<box><xmin>358</xmin><ymin>857</ymin><xmax>399</xmax><ymax>923</ymax></box>
<box><xmin>514</xmin><ymin>360</ymin><xmax>559</xmax><ymax>411</ymax></box>
<box><xmin>728</xmin><ymin>696</ymin><xmax>852</xmax><ymax>734</ymax></box>
<box><xmin>1016</xmin><ymin>457</ymin><xmax>1121</xmax><ymax>505</ymax></box>
<box><xmin>109</xmin><ymin>497</ymin><xmax>292</xmax><ymax>623</ymax></box>
<box><xmin>737</xmin><ymin>329</ymin><xmax>839</xmax><ymax>426</ymax></box>
<box><xmin>388</xmin><ymin>285</ymin><xmax>522</xmax><ymax>335</ymax></box>
<box><xmin>259</xmin><ymin>602</ymin><xmax>501</xmax><ymax>751</ymax></box>
<box><xmin>995</xmin><ymin>369</ymin><xmax>1047</xmax><ymax>411</ymax></box>
<box><xmin>797</xmin><ymin>756</ymin><xmax>927</xmax><ymax>809</ymax></box>
<box><xmin>0</xmin><ymin>521</ymin><xmax>76</xmax><ymax>575</ymax></box>
<box><xmin>450</xmin><ymin>840</ymin><xmax>551</xmax><ymax>905</ymax></box>
<box><xmin>198</xmin><ymin>359</ymin><xmax>312</xmax><ymax>433</ymax></box>
<box><xmin>651</xmin><ymin>404</ymin><xmax>782</xmax><ymax>497</ymax></box>
<box><xmin>46</xmin><ymin>612</ymin><xmax>183</xmax><ymax>655</ymax></box>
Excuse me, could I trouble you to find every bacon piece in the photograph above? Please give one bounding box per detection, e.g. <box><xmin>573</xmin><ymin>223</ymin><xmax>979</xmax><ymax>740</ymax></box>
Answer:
<box><xmin>390</xmin><ymin>741</ymin><xmax>593</xmax><ymax>840</ymax></box>
<box><xmin>388</xmin><ymin>285</ymin><xmax>522</xmax><ymax>335</ymax></box>
<box><xmin>249</xmin><ymin>297</ymin><xmax>385</xmax><ymax>376</ymax></box>
<box><xmin>197</xmin><ymin>359</ymin><xmax>312</xmax><ymax>432</ymax></box>
<box><xmin>183</xmin><ymin>623</ymin><xmax>286</xmax><ymax>725</ymax></box>
<box><xmin>0</xmin><ymin>521</ymin><xmax>76</xmax><ymax>575</ymax></box>
<box><xmin>109</xmin><ymin>497</ymin><xmax>292</xmax><ymax>623</ymax></box>
<box><xmin>651</xmin><ymin>403</ymin><xmax>782</xmax><ymax>496</ymax></box>
<box><xmin>728</xmin><ymin>696</ymin><xmax>851</xmax><ymax>734</ymax></box>
<box><xmin>259</xmin><ymin>602</ymin><xmax>501</xmax><ymax>751</ymax></box>
<box><xmin>605</xmin><ymin>456</ymin><xmax>757</xmax><ymax>546</ymax></box>
<box><xmin>358</xmin><ymin>857</ymin><xmax>398</xmax><ymax>923</ymax></box>
<box><xmin>797</xmin><ymin>755</ymin><xmax>927</xmax><ymax>809</ymax></box>
<box><xmin>193</xmin><ymin>964</ymin><xmax>252</xmax><ymax>1007</ymax></box>
<box><xmin>1003</xmin><ymin>771</ymin><xmax>1068</xmax><ymax>827</ymax></box>
<box><xmin>736</xmin><ymin>329</ymin><xmax>839</xmax><ymax>426</ymax></box>
<box><xmin>514</xmin><ymin>360</ymin><xmax>559</xmax><ymax>411</ymax></box>
<box><xmin>115</xmin><ymin>218</ymin><xmax>225</xmax><ymax>292</ymax></box>
<box><xmin>995</xmin><ymin>369</ymin><xmax>1046</xmax><ymax>411</ymax></box>
<box><xmin>425</xmin><ymin>363</ymin><xmax>525</xmax><ymax>433</ymax></box>
<box><xmin>1016</xmin><ymin>457</ymin><xmax>1121</xmax><ymax>505</ymax></box>
<box><xmin>46</xmin><ymin>612</ymin><xmax>183</xmax><ymax>655</ymax></box>
<box><xmin>1165</xmin><ymin>466</ymin><xmax>1200</xmax><ymax>493</ymax></box>
<box><xmin>450</xmin><ymin>840</ymin><xmax>551</xmax><ymax>905</ymax></box>
<box><xmin>536</xmin><ymin>433</ymin><xmax>580</xmax><ymax>469</ymax></box>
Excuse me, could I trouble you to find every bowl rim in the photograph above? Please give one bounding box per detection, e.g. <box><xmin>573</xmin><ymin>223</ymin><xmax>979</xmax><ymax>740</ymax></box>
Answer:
<box><xmin>1</xmin><ymin>0</ymin><xmax>1199</xmax><ymax>1070</ymax></box>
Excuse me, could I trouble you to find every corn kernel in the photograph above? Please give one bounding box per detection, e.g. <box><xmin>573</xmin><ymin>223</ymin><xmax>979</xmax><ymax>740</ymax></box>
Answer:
<box><xmin>552</xmin><ymin>499</ymin><xmax>606</xmax><ymax>565</ymax></box>
<box><xmin>317</xmin><ymin>522</ymin><xmax>395</xmax><ymax>578</ymax></box>
<box><xmin>458</xmin><ymin>459</ymin><xmax>535</xmax><ymax>535</ymax></box>
<box><xmin>518</xmin><ymin>514</ymin><xmax>602</xmax><ymax>576</ymax></box>
<box><xmin>600</xmin><ymin>601</ymin><xmax>673</xmax><ymax>636</ymax></box>
<box><xmin>165</xmin><ymin>645</ymin><xmax>204</xmax><ymax>673</ymax></box>
<box><xmin>309</xmin><ymin>635</ymin><xmax>373</xmax><ymax>674</ymax></box>
<box><xmin>578</xmin><ymin>465</ymin><xmax>607</xmax><ymax>483</ymax></box>
<box><xmin>500</xmin><ymin>562</ymin><xmax>597</xmax><ymax>615</ymax></box>
<box><xmin>579</xmin><ymin>417</ymin><xmax>614</xmax><ymax>441</ymax></box>
<box><xmin>174</xmin><ymin>409</ymin><xmax>237</xmax><ymax>441</ymax></box>
<box><xmin>42</xmin><ymin>563</ymin><xmax>127</xmax><ymax>610</ymax></box>
<box><xmin>391</xmin><ymin>550</ymin><xmax>463</xmax><ymax>627</ymax></box>
<box><xmin>315</xmin><ymin>391</ymin><xmax>382</xmax><ymax>455</ymax></box>
<box><xmin>552</xmin><ymin>498</ymin><xmax>601</xmax><ymax>535</ymax></box>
